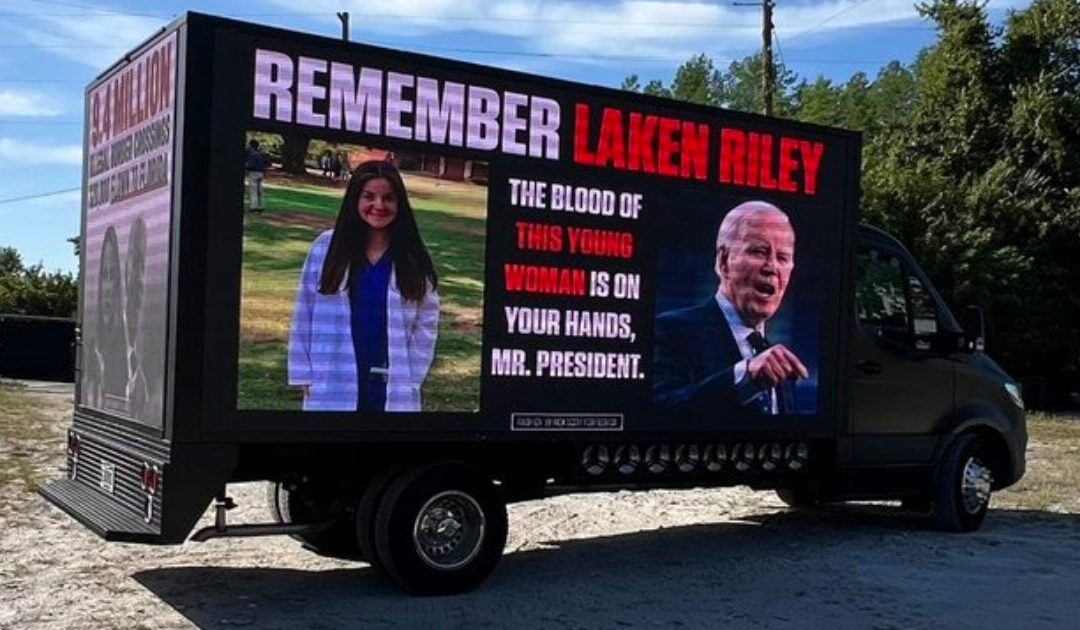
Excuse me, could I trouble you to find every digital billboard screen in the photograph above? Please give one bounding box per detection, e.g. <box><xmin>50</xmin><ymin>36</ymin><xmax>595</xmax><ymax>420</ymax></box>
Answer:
<box><xmin>192</xmin><ymin>20</ymin><xmax>856</xmax><ymax>435</ymax></box>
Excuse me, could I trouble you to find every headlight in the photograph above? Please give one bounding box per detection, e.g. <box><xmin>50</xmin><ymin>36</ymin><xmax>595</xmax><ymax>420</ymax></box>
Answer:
<box><xmin>1004</xmin><ymin>382</ymin><xmax>1024</xmax><ymax>410</ymax></box>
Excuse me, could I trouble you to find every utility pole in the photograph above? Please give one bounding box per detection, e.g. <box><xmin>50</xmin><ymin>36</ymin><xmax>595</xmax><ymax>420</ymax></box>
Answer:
<box><xmin>337</xmin><ymin>11</ymin><xmax>350</xmax><ymax>42</ymax></box>
<box><xmin>733</xmin><ymin>0</ymin><xmax>776</xmax><ymax>116</ymax></box>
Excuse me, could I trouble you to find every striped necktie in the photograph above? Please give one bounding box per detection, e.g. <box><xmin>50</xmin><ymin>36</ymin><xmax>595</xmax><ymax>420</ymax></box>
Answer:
<box><xmin>745</xmin><ymin>331</ymin><xmax>774</xmax><ymax>414</ymax></box>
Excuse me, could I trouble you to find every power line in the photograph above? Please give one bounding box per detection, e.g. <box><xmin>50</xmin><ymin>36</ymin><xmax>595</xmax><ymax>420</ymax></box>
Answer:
<box><xmin>0</xmin><ymin>78</ymin><xmax>85</xmax><ymax>83</ymax></box>
<box><xmin>0</xmin><ymin>187</ymin><xmax>80</xmax><ymax>206</ymax></box>
<box><xmin>0</xmin><ymin>120</ymin><xmax>83</xmax><ymax>125</ymax></box>
<box><xmin>785</xmin><ymin>0</ymin><xmax>877</xmax><ymax>43</ymax></box>
<box><xmin>774</xmin><ymin>28</ymin><xmax>788</xmax><ymax>72</ymax></box>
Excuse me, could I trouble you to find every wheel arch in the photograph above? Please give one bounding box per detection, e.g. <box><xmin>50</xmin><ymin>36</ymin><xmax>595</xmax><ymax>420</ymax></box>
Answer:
<box><xmin>938</xmin><ymin>410</ymin><xmax>1014</xmax><ymax>490</ymax></box>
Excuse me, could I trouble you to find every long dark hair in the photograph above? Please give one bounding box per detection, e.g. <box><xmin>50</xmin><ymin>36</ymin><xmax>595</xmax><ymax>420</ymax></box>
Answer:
<box><xmin>318</xmin><ymin>160</ymin><xmax>437</xmax><ymax>301</ymax></box>
<box><xmin>97</xmin><ymin>225</ymin><xmax>124</xmax><ymax>344</ymax></box>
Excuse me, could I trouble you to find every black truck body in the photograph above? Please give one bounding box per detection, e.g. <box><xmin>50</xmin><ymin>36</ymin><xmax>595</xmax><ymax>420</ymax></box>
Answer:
<box><xmin>42</xmin><ymin>13</ymin><xmax>1026</xmax><ymax>594</ymax></box>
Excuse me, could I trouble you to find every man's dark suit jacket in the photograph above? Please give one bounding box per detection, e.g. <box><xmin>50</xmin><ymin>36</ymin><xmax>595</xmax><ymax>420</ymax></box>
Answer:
<box><xmin>653</xmin><ymin>299</ymin><xmax>795</xmax><ymax>421</ymax></box>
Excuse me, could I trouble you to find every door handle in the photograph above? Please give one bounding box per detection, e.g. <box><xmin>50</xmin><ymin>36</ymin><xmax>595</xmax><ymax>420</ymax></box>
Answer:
<box><xmin>856</xmin><ymin>360</ymin><xmax>883</xmax><ymax>375</ymax></box>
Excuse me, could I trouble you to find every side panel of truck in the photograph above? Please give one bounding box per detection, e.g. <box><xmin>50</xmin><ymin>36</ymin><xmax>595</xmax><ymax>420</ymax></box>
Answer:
<box><xmin>179</xmin><ymin>14</ymin><xmax>859</xmax><ymax>444</ymax></box>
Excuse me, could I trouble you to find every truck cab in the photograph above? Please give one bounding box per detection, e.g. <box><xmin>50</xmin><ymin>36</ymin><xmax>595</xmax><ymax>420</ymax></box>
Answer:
<box><xmin>784</xmin><ymin>225</ymin><xmax>1027</xmax><ymax>531</ymax></box>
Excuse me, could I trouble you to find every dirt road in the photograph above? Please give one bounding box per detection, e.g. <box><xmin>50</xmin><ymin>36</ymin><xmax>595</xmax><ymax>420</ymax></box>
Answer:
<box><xmin>3</xmin><ymin>384</ymin><xmax>1078</xmax><ymax>629</ymax></box>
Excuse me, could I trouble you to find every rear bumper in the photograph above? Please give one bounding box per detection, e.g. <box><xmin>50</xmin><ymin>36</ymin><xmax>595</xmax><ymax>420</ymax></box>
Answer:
<box><xmin>39</xmin><ymin>418</ymin><xmax>169</xmax><ymax>542</ymax></box>
<box><xmin>40</xmin><ymin>479</ymin><xmax>161</xmax><ymax>543</ymax></box>
<box><xmin>41</xmin><ymin>414</ymin><xmax>239</xmax><ymax>544</ymax></box>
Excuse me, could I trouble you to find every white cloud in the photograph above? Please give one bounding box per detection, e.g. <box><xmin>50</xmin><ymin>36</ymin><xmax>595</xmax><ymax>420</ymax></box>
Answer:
<box><xmin>286</xmin><ymin>0</ymin><xmax>759</xmax><ymax>60</ymax></box>
<box><xmin>273</xmin><ymin>0</ymin><xmax>1037</xmax><ymax>63</ymax></box>
<box><xmin>0</xmin><ymin>90</ymin><xmax>63</xmax><ymax>117</ymax></box>
<box><xmin>0</xmin><ymin>138</ymin><xmax>82</xmax><ymax>166</ymax></box>
<box><xmin>13</xmin><ymin>4</ymin><xmax>167</xmax><ymax>69</ymax></box>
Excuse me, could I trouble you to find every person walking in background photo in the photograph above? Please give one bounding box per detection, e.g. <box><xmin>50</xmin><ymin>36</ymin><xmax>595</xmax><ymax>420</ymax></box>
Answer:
<box><xmin>244</xmin><ymin>139</ymin><xmax>271</xmax><ymax>213</ymax></box>
<box><xmin>336</xmin><ymin>151</ymin><xmax>350</xmax><ymax>181</ymax></box>
<box><xmin>320</xmin><ymin>151</ymin><xmax>332</xmax><ymax>178</ymax></box>
<box><xmin>654</xmin><ymin>200</ymin><xmax>808</xmax><ymax>419</ymax></box>
<box><xmin>288</xmin><ymin>160</ymin><xmax>440</xmax><ymax>412</ymax></box>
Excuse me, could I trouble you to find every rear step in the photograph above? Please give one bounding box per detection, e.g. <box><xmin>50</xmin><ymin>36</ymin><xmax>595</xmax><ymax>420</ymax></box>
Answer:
<box><xmin>40</xmin><ymin>479</ymin><xmax>160</xmax><ymax>543</ymax></box>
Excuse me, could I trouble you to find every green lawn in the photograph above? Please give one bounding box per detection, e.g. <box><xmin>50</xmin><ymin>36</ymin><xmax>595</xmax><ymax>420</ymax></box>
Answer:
<box><xmin>239</xmin><ymin>173</ymin><xmax>486</xmax><ymax>412</ymax></box>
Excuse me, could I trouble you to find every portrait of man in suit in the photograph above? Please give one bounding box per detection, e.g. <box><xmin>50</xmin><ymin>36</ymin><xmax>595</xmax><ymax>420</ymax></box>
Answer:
<box><xmin>653</xmin><ymin>200</ymin><xmax>808</xmax><ymax>419</ymax></box>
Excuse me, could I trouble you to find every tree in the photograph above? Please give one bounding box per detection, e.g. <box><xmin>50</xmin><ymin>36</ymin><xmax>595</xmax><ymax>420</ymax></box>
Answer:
<box><xmin>794</xmin><ymin>76</ymin><xmax>842</xmax><ymax>126</ymax></box>
<box><xmin>0</xmin><ymin>247</ymin><xmax>78</xmax><ymax>317</ymax></box>
<box><xmin>642</xmin><ymin>79</ymin><xmax>672</xmax><ymax>98</ymax></box>
<box><xmin>717</xmin><ymin>53</ymin><xmax>798</xmax><ymax>115</ymax></box>
<box><xmin>670</xmin><ymin>54</ymin><xmax>723</xmax><ymax>105</ymax></box>
<box><xmin>280</xmin><ymin>131</ymin><xmax>311</xmax><ymax>175</ymax></box>
<box><xmin>868</xmin><ymin>61</ymin><xmax>917</xmax><ymax>134</ymax></box>
<box><xmin>620</xmin><ymin>74</ymin><xmax>642</xmax><ymax>92</ymax></box>
<box><xmin>863</xmin><ymin>0</ymin><xmax>1080</xmax><ymax>402</ymax></box>
<box><xmin>838</xmin><ymin>72</ymin><xmax>874</xmax><ymax>133</ymax></box>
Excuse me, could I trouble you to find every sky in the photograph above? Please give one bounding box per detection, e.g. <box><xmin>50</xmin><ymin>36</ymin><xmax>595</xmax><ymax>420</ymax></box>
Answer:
<box><xmin>0</xmin><ymin>0</ymin><xmax>1033</xmax><ymax>274</ymax></box>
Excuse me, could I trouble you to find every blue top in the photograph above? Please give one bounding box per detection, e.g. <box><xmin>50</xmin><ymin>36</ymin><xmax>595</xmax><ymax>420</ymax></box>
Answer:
<box><xmin>244</xmin><ymin>147</ymin><xmax>270</xmax><ymax>172</ymax></box>
<box><xmin>349</xmin><ymin>252</ymin><xmax>391</xmax><ymax>411</ymax></box>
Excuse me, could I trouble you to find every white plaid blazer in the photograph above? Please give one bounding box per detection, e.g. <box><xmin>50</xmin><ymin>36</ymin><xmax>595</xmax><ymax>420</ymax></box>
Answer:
<box><xmin>287</xmin><ymin>230</ymin><xmax>439</xmax><ymax>411</ymax></box>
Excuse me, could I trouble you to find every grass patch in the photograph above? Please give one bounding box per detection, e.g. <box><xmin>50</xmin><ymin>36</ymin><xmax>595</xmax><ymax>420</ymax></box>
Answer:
<box><xmin>996</xmin><ymin>412</ymin><xmax>1080</xmax><ymax>513</ymax></box>
<box><xmin>0</xmin><ymin>384</ymin><xmax>56</xmax><ymax>492</ymax></box>
<box><xmin>237</xmin><ymin>341</ymin><xmax>304</xmax><ymax>410</ymax></box>
<box><xmin>238</xmin><ymin>172</ymin><xmax>486</xmax><ymax>411</ymax></box>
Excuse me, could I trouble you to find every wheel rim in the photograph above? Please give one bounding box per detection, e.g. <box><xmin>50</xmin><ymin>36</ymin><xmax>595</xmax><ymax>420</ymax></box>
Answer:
<box><xmin>413</xmin><ymin>490</ymin><xmax>485</xmax><ymax>571</ymax></box>
<box><xmin>961</xmin><ymin>456</ymin><xmax>992</xmax><ymax>514</ymax></box>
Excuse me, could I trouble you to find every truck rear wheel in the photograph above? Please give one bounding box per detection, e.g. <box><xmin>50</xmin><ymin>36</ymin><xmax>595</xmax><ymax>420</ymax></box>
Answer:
<box><xmin>373</xmin><ymin>462</ymin><xmax>507</xmax><ymax>595</ymax></box>
<box><xmin>267</xmin><ymin>480</ymin><xmax>363</xmax><ymax>560</ymax></box>
<box><xmin>932</xmin><ymin>433</ymin><xmax>992</xmax><ymax>532</ymax></box>
<box><xmin>354</xmin><ymin>464</ymin><xmax>407</xmax><ymax>574</ymax></box>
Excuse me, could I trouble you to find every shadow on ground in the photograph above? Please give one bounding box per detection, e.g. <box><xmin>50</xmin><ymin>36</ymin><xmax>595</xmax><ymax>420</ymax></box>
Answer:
<box><xmin>135</xmin><ymin>506</ymin><xmax>1080</xmax><ymax>629</ymax></box>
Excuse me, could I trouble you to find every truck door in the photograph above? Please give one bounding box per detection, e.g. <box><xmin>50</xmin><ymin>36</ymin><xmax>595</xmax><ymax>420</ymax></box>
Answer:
<box><xmin>848</xmin><ymin>245</ymin><xmax>955</xmax><ymax>465</ymax></box>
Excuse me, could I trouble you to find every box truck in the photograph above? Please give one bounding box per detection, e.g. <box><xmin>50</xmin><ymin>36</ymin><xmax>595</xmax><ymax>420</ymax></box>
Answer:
<box><xmin>42</xmin><ymin>13</ymin><xmax>1027</xmax><ymax>595</ymax></box>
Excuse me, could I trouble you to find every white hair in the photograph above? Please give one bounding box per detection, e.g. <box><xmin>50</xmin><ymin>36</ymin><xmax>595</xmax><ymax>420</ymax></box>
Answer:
<box><xmin>716</xmin><ymin>200</ymin><xmax>791</xmax><ymax>251</ymax></box>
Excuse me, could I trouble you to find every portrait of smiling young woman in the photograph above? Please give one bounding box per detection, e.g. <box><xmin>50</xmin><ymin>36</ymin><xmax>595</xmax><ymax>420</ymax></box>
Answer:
<box><xmin>287</xmin><ymin>160</ymin><xmax>441</xmax><ymax>412</ymax></box>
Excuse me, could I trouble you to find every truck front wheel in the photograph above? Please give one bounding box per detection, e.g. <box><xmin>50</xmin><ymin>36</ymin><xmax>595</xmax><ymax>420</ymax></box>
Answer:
<box><xmin>933</xmin><ymin>433</ymin><xmax>993</xmax><ymax>532</ymax></box>
<box><xmin>373</xmin><ymin>462</ymin><xmax>507</xmax><ymax>595</ymax></box>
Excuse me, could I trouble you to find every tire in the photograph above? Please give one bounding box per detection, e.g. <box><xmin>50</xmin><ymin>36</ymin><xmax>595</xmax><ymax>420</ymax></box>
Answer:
<box><xmin>373</xmin><ymin>462</ymin><xmax>508</xmax><ymax>595</ymax></box>
<box><xmin>776</xmin><ymin>484</ymin><xmax>818</xmax><ymax>509</ymax></box>
<box><xmin>268</xmin><ymin>479</ymin><xmax>363</xmax><ymax>560</ymax></box>
<box><xmin>932</xmin><ymin>433</ymin><xmax>993</xmax><ymax>532</ymax></box>
<box><xmin>354</xmin><ymin>465</ymin><xmax>407</xmax><ymax>574</ymax></box>
<box><xmin>266</xmin><ymin>481</ymin><xmax>285</xmax><ymax>522</ymax></box>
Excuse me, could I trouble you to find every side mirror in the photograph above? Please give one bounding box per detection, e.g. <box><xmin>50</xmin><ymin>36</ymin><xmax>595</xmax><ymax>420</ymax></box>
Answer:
<box><xmin>960</xmin><ymin>305</ymin><xmax>986</xmax><ymax>352</ymax></box>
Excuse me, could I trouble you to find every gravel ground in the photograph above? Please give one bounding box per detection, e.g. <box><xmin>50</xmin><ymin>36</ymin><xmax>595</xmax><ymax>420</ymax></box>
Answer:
<box><xmin>2</xmin><ymin>384</ymin><xmax>1079</xmax><ymax>629</ymax></box>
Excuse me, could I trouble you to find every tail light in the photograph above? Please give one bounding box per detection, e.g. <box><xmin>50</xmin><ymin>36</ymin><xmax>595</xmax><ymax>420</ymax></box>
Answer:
<box><xmin>66</xmin><ymin>431</ymin><xmax>81</xmax><ymax>480</ymax></box>
<box><xmin>140</xmin><ymin>462</ymin><xmax>162</xmax><ymax>523</ymax></box>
